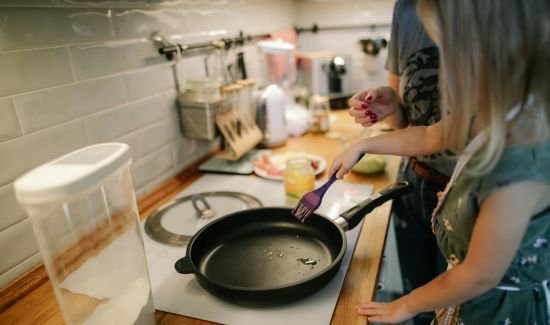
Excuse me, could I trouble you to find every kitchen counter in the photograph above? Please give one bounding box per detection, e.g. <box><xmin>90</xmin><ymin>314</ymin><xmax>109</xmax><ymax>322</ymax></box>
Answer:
<box><xmin>0</xmin><ymin>110</ymin><xmax>399</xmax><ymax>325</ymax></box>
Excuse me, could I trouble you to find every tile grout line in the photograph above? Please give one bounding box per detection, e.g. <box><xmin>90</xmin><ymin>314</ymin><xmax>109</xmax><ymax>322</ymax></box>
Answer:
<box><xmin>120</xmin><ymin>71</ymin><xmax>130</xmax><ymax>103</ymax></box>
<box><xmin>135</xmin><ymin>139</ymin><xmax>181</xmax><ymax>168</ymax></box>
<box><xmin>0</xmin><ymin>212</ymin><xmax>32</xmax><ymax>238</ymax></box>
<box><xmin>131</xmin><ymin>143</ymin><xmax>177</xmax><ymax>190</ymax></box>
<box><xmin>5</xmin><ymin>60</ymin><xmax>174</xmax><ymax>99</ymax></box>
<box><xmin>82</xmin><ymin>118</ymin><xmax>92</xmax><ymax>146</ymax></box>
<box><xmin>65</xmin><ymin>46</ymin><xmax>78</xmax><ymax>83</ymax></box>
<box><xmin>0</xmin><ymin>36</ymin><xmax>149</xmax><ymax>56</ymax></box>
<box><xmin>10</xmin><ymin>96</ymin><xmax>26</xmax><ymax>136</ymax></box>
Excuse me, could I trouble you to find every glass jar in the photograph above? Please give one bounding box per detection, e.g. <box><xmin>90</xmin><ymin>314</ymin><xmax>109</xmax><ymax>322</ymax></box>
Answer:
<box><xmin>309</xmin><ymin>95</ymin><xmax>331</xmax><ymax>133</ymax></box>
<box><xmin>284</xmin><ymin>157</ymin><xmax>315</xmax><ymax>204</ymax></box>
<box><xmin>184</xmin><ymin>78</ymin><xmax>221</xmax><ymax>103</ymax></box>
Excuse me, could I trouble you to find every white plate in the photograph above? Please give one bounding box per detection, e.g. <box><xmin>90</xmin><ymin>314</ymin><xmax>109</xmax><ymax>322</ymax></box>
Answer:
<box><xmin>252</xmin><ymin>152</ymin><xmax>327</xmax><ymax>181</ymax></box>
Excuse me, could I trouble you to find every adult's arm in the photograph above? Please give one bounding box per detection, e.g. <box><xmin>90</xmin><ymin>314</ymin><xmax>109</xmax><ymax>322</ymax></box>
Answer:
<box><xmin>382</xmin><ymin>72</ymin><xmax>408</xmax><ymax>130</ymax></box>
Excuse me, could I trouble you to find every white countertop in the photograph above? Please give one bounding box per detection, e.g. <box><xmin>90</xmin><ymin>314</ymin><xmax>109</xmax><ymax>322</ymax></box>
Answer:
<box><xmin>141</xmin><ymin>174</ymin><xmax>373</xmax><ymax>325</ymax></box>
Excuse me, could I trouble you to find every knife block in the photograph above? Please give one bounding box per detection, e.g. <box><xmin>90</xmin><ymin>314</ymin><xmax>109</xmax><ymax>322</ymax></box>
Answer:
<box><xmin>215</xmin><ymin>84</ymin><xmax>263</xmax><ymax>161</ymax></box>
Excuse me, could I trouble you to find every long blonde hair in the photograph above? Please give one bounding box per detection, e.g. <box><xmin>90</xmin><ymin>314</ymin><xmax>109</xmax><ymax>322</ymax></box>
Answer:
<box><xmin>418</xmin><ymin>0</ymin><xmax>550</xmax><ymax>176</ymax></box>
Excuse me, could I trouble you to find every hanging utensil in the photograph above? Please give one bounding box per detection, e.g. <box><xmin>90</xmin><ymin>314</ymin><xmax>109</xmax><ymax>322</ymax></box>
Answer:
<box><xmin>237</xmin><ymin>51</ymin><xmax>248</xmax><ymax>80</ymax></box>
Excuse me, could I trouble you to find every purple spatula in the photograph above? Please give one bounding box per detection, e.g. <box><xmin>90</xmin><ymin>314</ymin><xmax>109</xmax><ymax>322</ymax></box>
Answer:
<box><xmin>291</xmin><ymin>174</ymin><xmax>337</xmax><ymax>223</ymax></box>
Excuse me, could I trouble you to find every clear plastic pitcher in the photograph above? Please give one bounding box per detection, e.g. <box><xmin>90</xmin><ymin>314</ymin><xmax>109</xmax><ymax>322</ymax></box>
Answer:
<box><xmin>14</xmin><ymin>143</ymin><xmax>155</xmax><ymax>325</ymax></box>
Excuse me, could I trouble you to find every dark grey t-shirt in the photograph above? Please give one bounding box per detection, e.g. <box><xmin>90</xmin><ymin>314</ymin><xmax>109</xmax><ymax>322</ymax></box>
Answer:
<box><xmin>385</xmin><ymin>0</ymin><xmax>454</xmax><ymax>176</ymax></box>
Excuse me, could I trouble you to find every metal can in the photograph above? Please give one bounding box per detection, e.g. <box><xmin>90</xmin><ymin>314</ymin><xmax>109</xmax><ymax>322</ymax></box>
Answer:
<box><xmin>284</xmin><ymin>157</ymin><xmax>315</xmax><ymax>204</ymax></box>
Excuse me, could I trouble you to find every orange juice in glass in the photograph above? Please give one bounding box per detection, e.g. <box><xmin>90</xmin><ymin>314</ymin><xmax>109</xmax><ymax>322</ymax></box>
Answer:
<box><xmin>284</xmin><ymin>157</ymin><xmax>315</xmax><ymax>204</ymax></box>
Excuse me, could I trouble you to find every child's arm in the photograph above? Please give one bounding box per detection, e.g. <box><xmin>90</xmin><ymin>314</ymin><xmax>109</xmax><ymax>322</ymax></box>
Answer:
<box><xmin>357</xmin><ymin>181</ymin><xmax>549</xmax><ymax>323</ymax></box>
<box><xmin>328</xmin><ymin>119</ymin><xmax>445</xmax><ymax>179</ymax></box>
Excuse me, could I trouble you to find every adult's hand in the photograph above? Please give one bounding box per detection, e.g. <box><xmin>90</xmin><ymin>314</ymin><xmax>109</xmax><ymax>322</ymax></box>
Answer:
<box><xmin>348</xmin><ymin>86</ymin><xmax>399</xmax><ymax>127</ymax></box>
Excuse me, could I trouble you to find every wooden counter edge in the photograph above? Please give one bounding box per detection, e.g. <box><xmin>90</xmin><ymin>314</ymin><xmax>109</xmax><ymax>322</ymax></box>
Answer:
<box><xmin>331</xmin><ymin>201</ymin><xmax>393</xmax><ymax>325</ymax></box>
<box><xmin>330</xmin><ymin>156</ymin><xmax>399</xmax><ymax>325</ymax></box>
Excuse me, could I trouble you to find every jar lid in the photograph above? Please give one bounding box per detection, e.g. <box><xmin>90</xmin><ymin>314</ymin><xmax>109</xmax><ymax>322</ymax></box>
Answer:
<box><xmin>237</xmin><ymin>79</ymin><xmax>256</xmax><ymax>87</ymax></box>
<box><xmin>144</xmin><ymin>191</ymin><xmax>262</xmax><ymax>246</ymax></box>
<box><xmin>187</xmin><ymin>78</ymin><xmax>220</xmax><ymax>91</ymax></box>
<box><xmin>286</xmin><ymin>157</ymin><xmax>313</xmax><ymax>167</ymax></box>
<box><xmin>310</xmin><ymin>94</ymin><xmax>330</xmax><ymax>104</ymax></box>
<box><xmin>220</xmin><ymin>83</ymin><xmax>243</xmax><ymax>94</ymax></box>
<box><xmin>14</xmin><ymin>143</ymin><xmax>130</xmax><ymax>205</ymax></box>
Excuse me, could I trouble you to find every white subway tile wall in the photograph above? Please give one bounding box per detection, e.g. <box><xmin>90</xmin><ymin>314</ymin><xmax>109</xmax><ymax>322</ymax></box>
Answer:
<box><xmin>0</xmin><ymin>120</ymin><xmax>89</xmax><ymax>188</ymax></box>
<box><xmin>14</xmin><ymin>76</ymin><xmax>128</xmax><ymax>133</ymax></box>
<box><xmin>123</xmin><ymin>64</ymin><xmax>175</xmax><ymax>100</ymax></box>
<box><xmin>0</xmin><ymin>0</ymin><xmax>396</xmax><ymax>289</ymax></box>
<box><xmin>132</xmin><ymin>115</ymin><xmax>181</xmax><ymax>159</ymax></box>
<box><xmin>0</xmin><ymin>8</ymin><xmax>115</xmax><ymax>51</ymax></box>
<box><xmin>130</xmin><ymin>145</ymin><xmax>175</xmax><ymax>189</ymax></box>
<box><xmin>0</xmin><ymin>98</ymin><xmax>22</xmax><ymax>142</ymax></box>
<box><xmin>0</xmin><ymin>48</ymin><xmax>74</xmax><ymax>97</ymax></box>
<box><xmin>0</xmin><ymin>220</ymin><xmax>39</xmax><ymax>276</ymax></box>
<box><xmin>0</xmin><ymin>0</ymin><xmax>294</xmax><ymax>287</ymax></box>
<box><xmin>0</xmin><ymin>184</ymin><xmax>26</xmax><ymax>231</ymax></box>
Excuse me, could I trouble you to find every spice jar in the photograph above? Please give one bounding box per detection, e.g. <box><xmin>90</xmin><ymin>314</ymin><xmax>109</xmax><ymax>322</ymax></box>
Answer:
<box><xmin>309</xmin><ymin>95</ymin><xmax>331</xmax><ymax>133</ymax></box>
<box><xmin>284</xmin><ymin>157</ymin><xmax>315</xmax><ymax>204</ymax></box>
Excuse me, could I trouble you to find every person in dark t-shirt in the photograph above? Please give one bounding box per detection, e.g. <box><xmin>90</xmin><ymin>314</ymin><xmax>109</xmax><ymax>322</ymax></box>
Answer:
<box><xmin>348</xmin><ymin>0</ymin><xmax>452</xmax><ymax>323</ymax></box>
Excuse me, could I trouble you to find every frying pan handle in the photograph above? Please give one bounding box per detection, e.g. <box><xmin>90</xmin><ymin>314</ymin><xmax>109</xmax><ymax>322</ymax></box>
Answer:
<box><xmin>337</xmin><ymin>181</ymin><xmax>413</xmax><ymax>230</ymax></box>
<box><xmin>174</xmin><ymin>255</ymin><xmax>195</xmax><ymax>274</ymax></box>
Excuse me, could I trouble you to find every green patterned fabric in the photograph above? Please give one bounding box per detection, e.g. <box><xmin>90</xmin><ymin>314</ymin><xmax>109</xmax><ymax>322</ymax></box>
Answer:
<box><xmin>433</xmin><ymin>140</ymin><xmax>550</xmax><ymax>324</ymax></box>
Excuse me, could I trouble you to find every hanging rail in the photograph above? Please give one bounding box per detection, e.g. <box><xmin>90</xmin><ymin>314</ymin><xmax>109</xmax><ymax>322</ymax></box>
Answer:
<box><xmin>153</xmin><ymin>23</ymin><xmax>391</xmax><ymax>60</ymax></box>
<box><xmin>294</xmin><ymin>22</ymin><xmax>391</xmax><ymax>34</ymax></box>
<box><xmin>153</xmin><ymin>31</ymin><xmax>270</xmax><ymax>61</ymax></box>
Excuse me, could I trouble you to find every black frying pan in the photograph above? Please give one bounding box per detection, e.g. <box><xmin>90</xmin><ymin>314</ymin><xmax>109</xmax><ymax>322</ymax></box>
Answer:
<box><xmin>175</xmin><ymin>181</ymin><xmax>412</xmax><ymax>305</ymax></box>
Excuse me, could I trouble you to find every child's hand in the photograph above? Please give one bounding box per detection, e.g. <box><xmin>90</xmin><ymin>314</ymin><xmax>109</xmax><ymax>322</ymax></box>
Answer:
<box><xmin>356</xmin><ymin>297</ymin><xmax>416</xmax><ymax>324</ymax></box>
<box><xmin>328</xmin><ymin>145</ymin><xmax>363</xmax><ymax>179</ymax></box>
<box><xmin>348</xmin><ymin>87</ymin><xmax>398</xmax><ymax>127</ymax></box>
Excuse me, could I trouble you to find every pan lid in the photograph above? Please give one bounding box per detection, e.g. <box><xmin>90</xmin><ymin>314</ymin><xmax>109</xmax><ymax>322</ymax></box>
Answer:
<box><xmin>144</xmin><ymin>191</ymin><xmax>262</xmax><ymax>246</ymax></box>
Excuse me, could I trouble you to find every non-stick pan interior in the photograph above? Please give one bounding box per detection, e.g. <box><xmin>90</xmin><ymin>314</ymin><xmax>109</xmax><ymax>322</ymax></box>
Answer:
<box><xmin>188</xmin><ymin>208</ymin><xmax>345</xmax><ymax>290</ymax></box>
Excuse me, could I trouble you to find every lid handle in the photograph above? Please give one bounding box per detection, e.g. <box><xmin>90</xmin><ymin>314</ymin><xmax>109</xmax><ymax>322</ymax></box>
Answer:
<box><xmin>191</xmin><ymin>195</ymin><xmax>217</xmax><ymax>219</ymax></box>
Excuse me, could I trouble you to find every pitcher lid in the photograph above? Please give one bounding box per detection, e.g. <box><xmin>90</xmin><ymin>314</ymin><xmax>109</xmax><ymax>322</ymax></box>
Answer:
<box><xmin>14</xmin><ymin>143</ymin><xmax>130</xmax><ymax>205</ymax></box>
